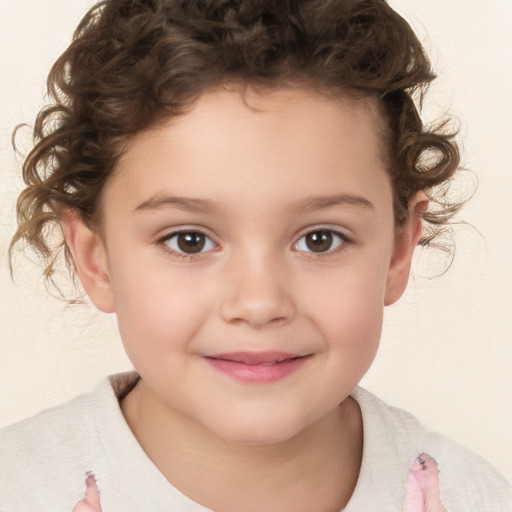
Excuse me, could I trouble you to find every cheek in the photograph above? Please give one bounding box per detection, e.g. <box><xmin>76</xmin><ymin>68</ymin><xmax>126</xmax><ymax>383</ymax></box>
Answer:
<box><xmin>300</xmin><ymin>251</ymin><xmax>389</xmax><ymax>353</ymax></box>
<box><xmin>108</xmin><ymin>254</ymin><xmax>211</xmax><ymax>358</ymax></box>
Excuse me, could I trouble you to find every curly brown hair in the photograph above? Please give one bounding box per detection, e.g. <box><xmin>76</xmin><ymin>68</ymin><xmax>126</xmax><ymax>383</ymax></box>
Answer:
<box><xmin>10</xmin><ymin>0</ymin><xmax>462</xmax><ymax>296</ymax></box>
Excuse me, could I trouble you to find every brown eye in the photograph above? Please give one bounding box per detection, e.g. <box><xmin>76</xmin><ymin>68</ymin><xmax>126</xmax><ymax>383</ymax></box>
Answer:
<box><xmin>177</xmin><ymin>232</ymin><xmax>205</xmax><ymax>253</ymax></box>
<box><xmin>295</xmin><ymin>230</ymin><xmax>344</xmax><ymax>253</ymax></box>
<box><xmin>165</xmin><ymin>232</ymin><xmax>215</xmax><ymax>254</ymax></box>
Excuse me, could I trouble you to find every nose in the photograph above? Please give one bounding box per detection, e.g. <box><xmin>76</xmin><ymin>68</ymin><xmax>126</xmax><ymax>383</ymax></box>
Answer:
<box><xmin>220</xmin><ymin>254</ymin><xmax>295</xmax><ymax>328</ymax></box>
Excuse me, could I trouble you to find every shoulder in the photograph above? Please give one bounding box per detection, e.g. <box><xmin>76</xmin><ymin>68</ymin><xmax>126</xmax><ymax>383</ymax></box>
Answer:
<box><xmin>0</xmin><ymin>385</ymin><xmax>96</xmax><ymax>509</ymax></box>
<box><xmin>0</xmin><ymin>385</ymin><xmax>97</xmax><ymax>472</ymax></box>
<box><xmin>351</xmin><ymin>387</ymin><xmax>512</xmax><ymax>511</ymax></box>
<box><xmin>0</xmin><ymin>373</ymin><xmax>137</xmax><ymax>510</ymax></box>
<box><xmin>0</xmin><ymin>372</ymin><xmax>138</xmax><ymax>447</ymax></box>
<box><xmin>424</xmin><ymin>430</ymin><xmax>511</xmax><ymax>511</ymax></box>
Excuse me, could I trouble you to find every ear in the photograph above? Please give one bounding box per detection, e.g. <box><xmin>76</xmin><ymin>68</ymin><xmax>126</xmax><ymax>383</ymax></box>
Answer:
<box><xmin>384</xmin><ymin>193</ymin><xmax>429</xmax><ymax>306</ymax></box>
<box><xmin>60</xmin><ymin>210</ymin><xmax>115</xmax><ymax>313</ymax></box>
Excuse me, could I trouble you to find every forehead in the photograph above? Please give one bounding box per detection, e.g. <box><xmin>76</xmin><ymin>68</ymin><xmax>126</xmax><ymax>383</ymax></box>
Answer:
<box><xmin>156</xmin><ymin>85</ymin><xmax>387</xmax><ymax>157</ymax></box>
<box><xmin>106</xmin><ymin>86</ymin><xmax>391</xmax><ymax>214</ymax></box>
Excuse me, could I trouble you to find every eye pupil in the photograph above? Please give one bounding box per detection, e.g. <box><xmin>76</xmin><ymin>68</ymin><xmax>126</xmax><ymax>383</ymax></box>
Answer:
<box><xmin>177</xmin><ymin>233</ymin><xmax>205</xmax><ymax>253</ymax></box>
<box><xmin>305</xmin><ymin>231</ymin><xmax>333</xmax><ymax>252</ymax></box>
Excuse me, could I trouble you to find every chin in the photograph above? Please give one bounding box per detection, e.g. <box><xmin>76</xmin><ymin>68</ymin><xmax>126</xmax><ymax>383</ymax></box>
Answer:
<box><xmin>207</xmin><ymin>412</ymin><xmax>308</xmax><ymax>447</ymax></box>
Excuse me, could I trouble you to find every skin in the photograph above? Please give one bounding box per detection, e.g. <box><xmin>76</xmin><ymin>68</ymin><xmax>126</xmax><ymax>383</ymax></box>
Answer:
<box><xmin>75</xmin><ymin>454</ymin><xmax>446</xmax><ymax>512</ymax></box>
<box><xmin>73</xmin><ymin>474</ymin><xmax>102</xmax><ymax>512</ymax></box>
<box><xmin>64</xmin><ymin>86</ymin><xmax>428</xmax><ymax>512</ymax></box>
<box><xmin>403</xmin><ymin>454</ymin><xmax>447</xmax><ymax>512</ymax></box>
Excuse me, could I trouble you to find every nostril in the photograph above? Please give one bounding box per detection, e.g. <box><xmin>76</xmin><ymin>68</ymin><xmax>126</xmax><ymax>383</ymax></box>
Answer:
<box><xmin>219</xmin><ymin>265</ymin><xmax>295</xmax><ymax>326</ymax></box>
<box><xmin>220</xmin><ymin>296</ymin><xmax>294</xmax><ymax>327</ymax></box>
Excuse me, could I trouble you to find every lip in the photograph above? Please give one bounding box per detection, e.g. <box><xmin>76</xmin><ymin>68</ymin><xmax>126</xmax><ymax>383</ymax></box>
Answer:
<box><xmin>203</xmin><ymin>351</ymin><xmax>311</xmax><ymax>383</ymax></box>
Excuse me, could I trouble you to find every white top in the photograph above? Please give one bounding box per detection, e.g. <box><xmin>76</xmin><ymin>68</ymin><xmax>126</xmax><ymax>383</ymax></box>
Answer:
<box><xmin>0</xmin><ymin>372</ymin><xmax>510</xmax><ymax>511</ymax></box>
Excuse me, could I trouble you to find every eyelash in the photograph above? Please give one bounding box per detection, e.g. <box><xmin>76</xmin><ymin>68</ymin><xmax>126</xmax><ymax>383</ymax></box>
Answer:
<box><xmin>156</xmin><ymin>227</ymin><xmax>351</xmax><ymax>260</ymax></box>
<box><xmin>293</xmin><ymin>228</ymin><xmax>350</xmax><ymax>258</ymax></box>
<box><xmin>157</xmin><ymin>230</ymin><xmax>219</xmax><ymax>260</ymax></box>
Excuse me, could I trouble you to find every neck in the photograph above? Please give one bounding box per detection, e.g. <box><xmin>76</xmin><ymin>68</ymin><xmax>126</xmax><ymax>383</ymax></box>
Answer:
<box><xmin>121</xmin><ymin>380</ymin><xmax>363</xmax><ymax>512</ymax></box>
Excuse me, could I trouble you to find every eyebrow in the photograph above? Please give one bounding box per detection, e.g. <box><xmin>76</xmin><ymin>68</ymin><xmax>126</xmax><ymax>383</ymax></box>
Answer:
<box><xmin>133</xmin><ymin>193</ymin><xmax>374</xmax><ymax>215</ymax></box>
<box><xmin>288</xmin><ymin>194</ymin><xmax>375</xmax><ymax>214</ymax></box>
<box><xmin>133</xmin><ymin>196</ymin><xmax>218</xmax><ymax>214</ymax></box>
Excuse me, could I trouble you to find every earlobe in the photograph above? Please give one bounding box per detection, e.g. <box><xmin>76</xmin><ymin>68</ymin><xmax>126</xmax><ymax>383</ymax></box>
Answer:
<box><xmin>384</xmin><ymin>194</ymin><xmax>429</xmax><ymax>306</ymax></box>
<box><xmin>60</xmin><ymin>210</ymin><xmax>115</xmax><ymax>313</ymax></box>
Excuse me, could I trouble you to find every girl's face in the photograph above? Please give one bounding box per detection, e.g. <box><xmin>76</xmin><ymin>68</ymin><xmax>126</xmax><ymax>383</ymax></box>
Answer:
<box><xmin>73</xmin><ymin>87</ymin><xmax>420</xmax><ymax>445</ymax></box>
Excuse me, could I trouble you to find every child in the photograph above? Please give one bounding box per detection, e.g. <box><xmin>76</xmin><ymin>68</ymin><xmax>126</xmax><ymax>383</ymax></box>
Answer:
<box><xmin>1</xmin><ymin>0</ymin><xmax>510</xmax><ymax>510</ymax></box>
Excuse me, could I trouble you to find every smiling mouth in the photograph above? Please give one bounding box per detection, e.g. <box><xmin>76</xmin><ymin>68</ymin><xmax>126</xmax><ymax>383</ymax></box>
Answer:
<box><xmin>203</xmin><ymin>351</ymin><xmax>311</xmax><ymax>383</ymax></box>
<box><xmin>206</xmin><ymin>351</ymin><xmax>305</xmax><ymax>364</ymax></box>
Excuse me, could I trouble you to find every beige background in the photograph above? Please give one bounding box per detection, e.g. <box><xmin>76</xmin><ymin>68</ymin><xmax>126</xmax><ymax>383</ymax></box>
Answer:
<box><xmin>1</xmin><ymin>0</ymin><xmax>511</xmax><ymax>482</ymax></box>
